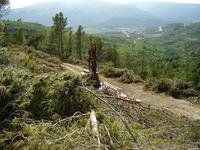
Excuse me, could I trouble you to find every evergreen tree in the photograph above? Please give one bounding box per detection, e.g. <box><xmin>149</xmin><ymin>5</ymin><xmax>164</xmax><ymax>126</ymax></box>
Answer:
<box><xmin>76</xmin><ymin>25</ymin><xmax>84</xmax><ymax>59</ymax></box>
<box><xmin>67</xmin><ymin>27</ymin><xmax>73</xmax><ymax>56</ymax></box>
<box><xmin>0</xmin><ymin>21</ymin><xmax>5</xmax><ymax>46</ymax></box>
<box><xmin>104</xmin><ymin>46</ymin><xmax>119</xmax><ymax>66</ymax></box>
<box><xmin>15</xmin><ymin>28</ymin><xmax>25</xmax><ymax>44</ymax></box>
<box><xmin>96</xmin><ymin>37</ymin><xmax>103</xmax><ymax>62</ymax></box>
<box><xmin>138</xmin><ymin>46</ymin><xmax>149</xmax><ymax>79</ymax></box>
<box><xmin>28</xmin><ymin>34</ymin><xmax>45</xmax><ymax>49</ymax></box>
<box><xmin>47</xmin><ymin>28</ymin><xmax>57</xmax><ymax>54</ymax></box>
<box><xmin>52</xmin><ymin>12</ymin><xmax>67</xmax><ymax>56</ymax></box>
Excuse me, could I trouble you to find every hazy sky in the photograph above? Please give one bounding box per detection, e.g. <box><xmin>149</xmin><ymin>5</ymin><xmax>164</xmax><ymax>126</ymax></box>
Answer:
<box><xmin>11</xmin><ymin>0</ymin><xmax>200</xmax><ymax>8</ymax></box>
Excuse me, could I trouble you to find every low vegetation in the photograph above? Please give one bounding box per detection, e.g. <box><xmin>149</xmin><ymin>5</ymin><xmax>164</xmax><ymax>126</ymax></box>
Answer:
<box><xmin>102</xmin><ymin>62</ymin><xmax>143</xmax><ymax>84</ymax></box>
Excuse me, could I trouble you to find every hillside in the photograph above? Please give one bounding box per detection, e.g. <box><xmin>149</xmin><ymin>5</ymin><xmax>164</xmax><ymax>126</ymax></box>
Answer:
<box><xmin>3</xmin><ymin>20</ymin><xmax>48</xmax><ymax>34</ymax></box>
<box><xmin>145</xmin><ymin>22</ymin><xmax>200</xmax><ymax>52</ymax></box>
<box><xmin>0</xmin><ymin>45</ymin><xmax>199</xmax><ymax>149</ymax></box>
<box><xmin>136</xmin><ymin>2</ymin><xmax>200</xmax><ymax>23</ymax></box>
<box><xmin>1</xmin><ymin>4</ymin><xmax>200</xmax><ymax>149</ymax></box>
<box><xmin>5</xmin><ymin>0</ymin><xmax>164</xmax><ymax>28</ymax></box>
<box><xmin>5</xmin><ymin>1</ymin><xmax>200</xmax><ymax>30</ymax></box>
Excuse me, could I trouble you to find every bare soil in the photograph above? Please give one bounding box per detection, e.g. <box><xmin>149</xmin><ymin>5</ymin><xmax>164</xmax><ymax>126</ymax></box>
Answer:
<box><xmin>61</xmin><ymin>63</ymin><xmax>200</xmax><ymax>120</ymax></box>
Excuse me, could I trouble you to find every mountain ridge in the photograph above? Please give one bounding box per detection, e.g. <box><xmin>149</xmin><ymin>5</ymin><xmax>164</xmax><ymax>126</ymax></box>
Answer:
<box><xmin>5</xmin><ymin>0</ymin><xmax>200</xmax><ymax>28</ymax></box>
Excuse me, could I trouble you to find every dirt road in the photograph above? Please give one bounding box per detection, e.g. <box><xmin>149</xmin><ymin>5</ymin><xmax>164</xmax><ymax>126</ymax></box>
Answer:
<box><xmin>61</xmin><ymin>63</ymin><xmax>200</xmax><ymax>120</ymax></box>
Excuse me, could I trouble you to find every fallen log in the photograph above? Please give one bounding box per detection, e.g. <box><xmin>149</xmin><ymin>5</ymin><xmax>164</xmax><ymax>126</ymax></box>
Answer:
<box><xmin>90</xmin><ymin>110</ymin><xmax>101</xmax><ymax>148</ymax></box>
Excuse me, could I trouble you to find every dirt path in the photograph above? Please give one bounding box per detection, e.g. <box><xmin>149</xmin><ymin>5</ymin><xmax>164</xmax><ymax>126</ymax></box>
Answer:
<box><xmin>61</xmin><ymin>63</ymin><xmax>200</xmax><ymax>120</ymax></box>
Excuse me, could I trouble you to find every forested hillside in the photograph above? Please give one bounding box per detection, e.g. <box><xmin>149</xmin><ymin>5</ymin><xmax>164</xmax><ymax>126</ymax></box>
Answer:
<box><xmin>2</xmin><ymin>17</ymin><xmax>200</xmax><ymax>100</ymax></box>
<box><xmin>0</xmin><ymin>1</ymin><xmax>200</xmax><ymax>149</ymax></box>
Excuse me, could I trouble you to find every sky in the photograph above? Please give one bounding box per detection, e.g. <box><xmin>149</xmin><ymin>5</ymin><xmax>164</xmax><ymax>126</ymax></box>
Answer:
<box><xmin>10</xmin><ymin>0</ymin><xmax>200</xmax><ymax>8</ymax></box>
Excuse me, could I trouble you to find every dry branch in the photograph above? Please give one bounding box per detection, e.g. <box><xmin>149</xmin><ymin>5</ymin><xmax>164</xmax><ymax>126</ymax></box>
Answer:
<box><xmin>80</xmin><ymin>85</ymin><xmax>138</xmax><ymax>142</ymax></box>
<box><xmin>49</xmin><ymin>129</ymin><xmax>78</xmax><ymax>145</ymax></box>
<box><xmin>10</xmin><ymin>131</ymin><xmax>28</xmax><ymax>146</ymax></box>
<box><xmin>53</xmin><ymin>112</ymin><xmax>90</xmax><ymax>126</ymax></box>
<box><xmin>104</xmin><ymin>125</ymin><xmax>114</xmax><ymax>146</ymax></box>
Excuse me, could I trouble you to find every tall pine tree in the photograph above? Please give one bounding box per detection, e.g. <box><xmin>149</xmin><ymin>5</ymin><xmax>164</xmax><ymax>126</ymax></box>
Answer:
<box><xmin>67</xmin><ymin>27</ymin><xmax>73</xmax><ymax>56</ymax></box>
<box><xmin>15</xmin><ymin>28</ymin><xmax>25</xmax><ymax>45</ymax></box>
<box><xmin>76</xmin><ymin>25</ymin><xmax>84</xmax><ymax>59</ymax></box>
<box><xmin>52</xmin><ymin>12</ymin><xmax>67</xmax><ymax>56</ymax></box>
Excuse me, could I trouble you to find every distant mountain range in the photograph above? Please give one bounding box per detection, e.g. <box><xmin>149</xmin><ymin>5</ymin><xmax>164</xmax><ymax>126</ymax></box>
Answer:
<box><xmin>4</xmin><ymin>0</ymin><xmax>200</xmax><ymax>29</ymax></box>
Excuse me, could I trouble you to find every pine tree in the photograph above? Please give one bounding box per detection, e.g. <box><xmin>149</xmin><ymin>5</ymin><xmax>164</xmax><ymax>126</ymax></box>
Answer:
<box><xmin>67</xmin><ymin>27</ymin><xmax>73</xmax><ymax>56</ymax></box>
<box><xmin>95</xmin><ymin>37</ymin><xmax>103</xmax><ymax>62</ymax></box>
<box><xmin>76</xmin><ymin>25</ymin><xmax>84</xmax><ymax>59</ymax></box>
<box><xmin>0</xmin><ymin>21</ymin><xmax>5</xmax><ymax>46</ymax></box>
<box><xmin>15</xmin><ymin>28</ymin><xmax>25</xmax><ymax>44</ymax></box>
<box><xmin>52</xmin><ymin>12</ymin><xmax>67</xmax><ymax>56</ymax></box>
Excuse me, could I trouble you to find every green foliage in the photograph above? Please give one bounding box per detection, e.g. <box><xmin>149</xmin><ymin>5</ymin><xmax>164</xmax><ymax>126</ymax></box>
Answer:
<box><xmin>102</xmin><ymin>62</ymin><xmax>124</xmax><ymax>78</ymax></box>
<box><xmin>23</xmin><ymin>55</ymin><xmax>37</xmax><ymax>72</ymax></box>
<box><xmin>120</xmin><ymin>69</ymin><xmax>135</xmax><ymax>83</ymax></box>
<box><xmin>15</xmin><ymin>28</ymin><xmax>25</xmax><ymax>44</ymax></box>
<box><xmin>102</xmin><ymin>62</ymin><xmax>142</xmax><ymax>84</ymax></box>
<box><xmin>170</xmin><ymin>81</ymin><xmax>199</xmax><ymax>99</ymax></box>
<box><xmin>28</xmin><ymin>34</ymin><xmax>45</xmax><ymax>49</ymax></box>
<box><xmin>0</xmin><ymin>48</ymin><xmax>9</xmax><ymax>65</ymax></box>
<box><xmin>52</xmin><ymin>12</ymin><xmax>67</xmax><ymax>56</ymax></box>
<box><xmin>28</xmin><ymin>73</ymin><xmax>96</xmax><ymax>118</ymax></box>
<box><xmin>76</xmin><ymin>25</ymin><xmax>84</xmax><ymax>59</ymax></box>
<box><xmin>0</xmin><ymin>67</ymin><xmax>33</xmax><ymax>93</ymax></box>
<box><xmin>153</xmin><ymin>78</ymin><xmax>173</xmax><ymax>93</ymax></box>
<box><xmin>0</xmin><ymin>85</ymin><xmax>11</xmax><ymax>109</ymax></box>
<box><xmin>3</xmin><ymin>20</ymin><xmax>47</xmax><ymax>35</ymax></box>
<box><xmin>67</xmin><ymin>27</ymin><xmax>73</xmax><ymax>56</ymax></box>
<box><xmin>146</xmin><ymin>78</ymin><xmax>199</xmax><ymax>99</ymax></box>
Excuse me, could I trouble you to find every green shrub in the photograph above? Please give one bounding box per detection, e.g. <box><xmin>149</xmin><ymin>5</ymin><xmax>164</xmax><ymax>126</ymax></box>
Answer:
<box><xmin>28</xmin><ymin>73</ymin><xmax>97</xmax><ymax>119</ymax></box>
<box><xmin>0</xmin><ymin>48</ymin><xmax>9</xmax><ymax>65</ymax></box>
<box><xmin>171</xmin><ymin>88</ymin><xmax>199</xmax><ymax>99</ymax></box>
<box><xmin>24</xmin><ymin>55</ymin><xmax>37</xmax><ymax>72</ymax></box>
<box><xmin>169</xmin><ymin>88</ymin><xmax>182</xmax><ymax>98</ymax></box>
<box><xmin>170</xmin><ymin>81</ymin><xmax>196</xmax><ymax>98</ymax></box>
<box><xmin>102</xmin><ymin>62</ymin><xmax>125</xmax><ymax>78</ymax></box>
<box><xmin>175</xmin><ymin>81</ymin><xmax>191</xmax><ymax>90</ymax></box>
<box><xmin>120</xmin><ymin>69</ymin><xmax>135</xmax><ymax>83</ymax></box>
<box><xmin>154</xmin><ymin>78</ymin><xmax>173</xmax><ymax>93</ymax></box>
<box><xmin>0</xmin><ymin>67</ymin><xmax>33</xmax><ymax>94</ymax></box>
<box><xmin>196</xmin><ymin>82</ymin><xmax>200</xmax><ymax>90</ymax></box>
<box><xmin>182</xmin><ymin>89</ymin><xmax>199</xmax><ymax>97</ymax></box>
<box><xmin>0</xmin><ymin>85</ymin><xmax>11</xmax><ymax>109</ymax></box>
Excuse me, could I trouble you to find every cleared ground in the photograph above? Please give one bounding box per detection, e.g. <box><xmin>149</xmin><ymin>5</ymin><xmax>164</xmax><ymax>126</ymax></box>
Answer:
<box><xmin>61</xmin><ymin>63</ymin><xmax>200</xmax><ymax>120</ymax></box>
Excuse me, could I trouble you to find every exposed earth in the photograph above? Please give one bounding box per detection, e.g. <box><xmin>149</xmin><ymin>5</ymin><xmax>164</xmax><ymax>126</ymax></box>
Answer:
<box><xmin>61</xmin><ymin>63</ymin><xmax>200</xmax><ymax>121</ymax></box>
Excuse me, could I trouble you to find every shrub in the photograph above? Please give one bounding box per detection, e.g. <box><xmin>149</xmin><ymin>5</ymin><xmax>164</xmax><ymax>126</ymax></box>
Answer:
<box><xmin>0</xmin><ymin>67</ymin><xmax>33</xmax><ymax>94</ymax></box>
<box><xmin>170</xmin><ymin>81</ymin><xmax>196</xmax><ymax>98</ymax></box>
<box><xmin>102</xmin><ymin>62</ymin><xmax>125</xmax><ymax>78</ymax></box>
<box><xmin>120</xmin><ymin>69</ymin><xmax>135</xmax><ymax>83</ymax></box>
<box><xmin>182</xmin><ymin>89</ymin><xmax>199</xmax><ymax>98</ymax></box>
<box><xmin>0</xmin><ymin>48</ymin><xmax>9</xmax><ymax>65</ymax></box>
<box><xmin>28</xmin><ymin>73</ymin><xmax>97</xmax><ymax>119</ymax></box>
<box><xmin>196</xmin><ymin>82</ymin><xmax>200</xmax><ymax>91</ymax></box>
<box><xmin>23</xmin><ymin>55</ymin><xmax>37</xmax><ymax>72</ymax></box>
<box><xmin>153</xmin><ymin>78</ymin><xmax>173</xmax><ymax>93</ymax></box>
<box><xmin>102</xmin><ymin>63</ymin><xmax>143</xmax><ymax>84</ymax></box>
<box><xmin>175</xmin><ymin>81</ymin><xmax>191</xmax><ymax>90</ymax></box>
<box><xmin>0</xmin><ymin>85</ymin><xmax>11</xmax><ymax>109</ymax></box>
